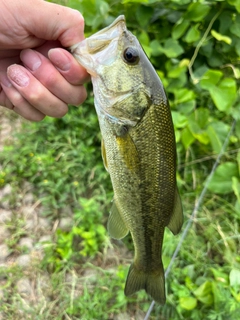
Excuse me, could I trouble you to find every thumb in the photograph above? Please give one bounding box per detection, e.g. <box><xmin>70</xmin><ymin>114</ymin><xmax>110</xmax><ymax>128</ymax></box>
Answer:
<box><xmin>23</xmin><ymin>1</ymin><xmax>85</xmax><ymax>47</ymax></box>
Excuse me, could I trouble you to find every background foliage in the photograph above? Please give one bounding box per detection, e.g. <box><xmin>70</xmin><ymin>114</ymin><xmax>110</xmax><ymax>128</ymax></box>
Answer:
<box><xmin>0</xmin><ymin>0</ymin><xmax>240</xmax><ymax>319</ymax></box>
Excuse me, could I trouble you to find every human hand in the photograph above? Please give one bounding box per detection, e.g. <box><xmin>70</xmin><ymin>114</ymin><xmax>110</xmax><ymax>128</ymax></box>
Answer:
<box><xmin>0</xmin><ymin>0</ymin><xmax>89</xmax><ymax>121</ymax></box>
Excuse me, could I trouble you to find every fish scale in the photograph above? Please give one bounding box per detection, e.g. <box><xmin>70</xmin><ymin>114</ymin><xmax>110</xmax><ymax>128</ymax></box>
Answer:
<box><xmin>71</xmin><ymin>15</ymin><xmax>183</xmax><ymax>304</ymax></box>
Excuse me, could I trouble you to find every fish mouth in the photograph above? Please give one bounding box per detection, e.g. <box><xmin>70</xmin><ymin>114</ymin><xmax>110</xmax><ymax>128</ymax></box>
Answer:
<box><xmin>71</xmin><ymin>15</ymin><xmax>126</xmax><ymax>77</ymax></box>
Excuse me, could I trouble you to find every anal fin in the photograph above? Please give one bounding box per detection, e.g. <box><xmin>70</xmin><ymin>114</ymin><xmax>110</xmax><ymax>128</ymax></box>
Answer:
<box><xmin>167</xmin><ymin>188</ymin><xmax>183</xmax><ymax>235</ymax></box>
<box><xmin>107</xmin><ymin>201</ymin><xmax>129</xmax><ymax>239</ymax></box>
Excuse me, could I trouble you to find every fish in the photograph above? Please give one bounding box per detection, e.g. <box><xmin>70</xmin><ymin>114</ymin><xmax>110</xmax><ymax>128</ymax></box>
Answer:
<box><xmin>71</xmin><ymin>15</ymin><xmax>183</xmax><ymax>304</ymax></box>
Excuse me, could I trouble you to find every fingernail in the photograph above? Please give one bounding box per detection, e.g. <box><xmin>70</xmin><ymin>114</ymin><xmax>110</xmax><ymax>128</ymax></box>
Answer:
<box><xmin>48</xmin><ymin>49</ymin><xmax>71</xmax><ymax>71</ymax></box>
<box><xmin>20</xmin><ymin>49</ymin><xmax>42</xmax><ymax>71</ymax></box>
<box><xmin>7</xmin><ymin>65</ymin><xmax>30</xmax><ymax>87</ymax></box>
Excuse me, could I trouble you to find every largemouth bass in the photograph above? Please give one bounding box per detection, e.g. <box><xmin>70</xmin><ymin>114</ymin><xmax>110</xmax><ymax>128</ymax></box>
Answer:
<box><xmin>71</xmin><ymin>15</ymin><xmax>183</xmax><ymax>304</ymax></box>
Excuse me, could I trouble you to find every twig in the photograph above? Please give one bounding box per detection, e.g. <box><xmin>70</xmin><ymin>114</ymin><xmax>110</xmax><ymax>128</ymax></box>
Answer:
<box><xmin>188</xmin><ymin>10</ymin><xmax>222</xmax><ymax>84</ymax></box>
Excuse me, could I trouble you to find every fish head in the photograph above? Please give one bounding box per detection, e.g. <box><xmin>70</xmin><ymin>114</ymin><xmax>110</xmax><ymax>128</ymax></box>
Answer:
<box><xmin>71</xmin><ymin>15</ymin><xmax>166</xmax><ymax>127</ymax></box>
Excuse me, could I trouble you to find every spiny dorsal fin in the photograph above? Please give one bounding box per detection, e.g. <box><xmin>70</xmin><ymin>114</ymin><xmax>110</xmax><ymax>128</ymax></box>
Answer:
<box><xmin>167</xmin><ymin>188</ymin><xmax>183</xmax><ymax>235</ymax></box>
<box><xmin>107</xmin><ymin>200</ymin><xmax>129</xmax><ymax>239</ymax></box>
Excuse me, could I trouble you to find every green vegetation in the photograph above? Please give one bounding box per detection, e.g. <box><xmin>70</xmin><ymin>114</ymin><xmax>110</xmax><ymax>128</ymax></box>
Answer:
<box><xmin>1</xmin><ymin>0</ymin><xmax>240</xmax><ymax>319</ymax></box>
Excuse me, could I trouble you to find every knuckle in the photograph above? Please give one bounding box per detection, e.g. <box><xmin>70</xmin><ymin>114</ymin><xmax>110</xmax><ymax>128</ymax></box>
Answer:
<box><xmin>72</xmin><ymin>9</ymin><xmax>84</xmax><ymax>26</ymax></box>
<box><xmin>43</xmin><ymin>71</ymin><xmax>57</xmax><ymax>88</ymax></box>
<box><xmin>11</xmin><ymin>91</ymin><xmax>26</xmax><ymax>107</ymax></box>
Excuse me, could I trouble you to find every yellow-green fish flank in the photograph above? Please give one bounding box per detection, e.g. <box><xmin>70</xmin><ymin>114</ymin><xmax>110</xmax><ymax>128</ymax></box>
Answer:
<box><xmin>71</xmin><ymin>15</ymin><xmax>183</xmax><ymax>304</ymax></box>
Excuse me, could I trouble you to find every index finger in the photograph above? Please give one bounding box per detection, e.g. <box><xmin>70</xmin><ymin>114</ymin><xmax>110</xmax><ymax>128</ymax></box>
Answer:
<box><xmin>48</xmin><ymin>48</ymin><xmax>90</xmax><ymax>85</ymax></box>
<box><xmin>25</xmin><ymin>2</ymin><xmax>85</xmax><ymax>47</ymax></box>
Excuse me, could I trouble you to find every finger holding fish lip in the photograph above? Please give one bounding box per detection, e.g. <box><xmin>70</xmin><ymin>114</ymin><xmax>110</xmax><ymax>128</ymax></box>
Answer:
<box><xmin>48</xmin><ymin>47</ymin><xmax>90</xmax><ymax>85</ymax></box>
<box><xmin>20</xmin><ymin>48</ymin><xmax>88</xmax><ymax>106</ymax></box>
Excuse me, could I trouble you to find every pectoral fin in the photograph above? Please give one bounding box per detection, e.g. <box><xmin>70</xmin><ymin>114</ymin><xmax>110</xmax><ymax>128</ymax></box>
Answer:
<box><xmin>116</xmin><ymin>133</ymin><xmax>140</xmax><ymax>172</ymax></box>
<box><xmin>167</xmin><ymin>188</ymin><xmax>183</xmax><ymax>235</ymax></box>
<box><xmin>107</xmin><ymin>200</ymin><xmax>129</xmax><ymax>239</ymax></box>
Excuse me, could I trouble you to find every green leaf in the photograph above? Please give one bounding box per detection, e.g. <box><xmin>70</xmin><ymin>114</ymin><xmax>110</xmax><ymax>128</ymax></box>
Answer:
<box><xmin>211</xmin><ymin>30</ymin><xmax>232</xmax><ymax>45</ymax></box>
<box><xmin>150</xmin><ymin>38</ymin><xmax>184</xmax><ymax>58</ymax></box>
<box><xmin>200</xmin><ymin>71</ymin><xmax>237</xmax><ymax>111</ymax></box>
<box><xmin>172</xmin><ymin>20</ymin><xmax>190</xmax><ymax>40</ymax></box>
<box><xmin>172</xmin><ymin>111</ymin><xmax>188</xmax><ymax>129</ymax></box>
<box><xmin>200</xmin><ymin>69</ymin><xmax>223</xmax><ymax>88</ymax></box>
<box><xmin>227</xmin><ymin>0</ymin><xmax>240</xmax><ymax>13</ymax></box>
<box><xmin>136</xmin><ymin>5</ymin><xmax>154</xmax><ymax>27</ymax></box>
<box><xmin>230</xmin><ymin>269</ymin><xmax>240</xmax><ymax>287</ymax></box>
<box><xmin>122</xmin><ymin>0</ymin><xmax>148</xmax><ymax>3</ymax></box>
<box><xmin>207</xmin><ymin>126</ymin><xmax>222</xmax><ymax>154</ymax></box>
<box><xmin>232</xmin><ymin>177</ymin><xmax>240</xmax><ymax>202</ymax></box>
<box><xmin>235</xmin><ymin>41</ymin><xmax>240</xmax><ymax>56</ymax></box>
<box><xmin>163</xmin><ymin>39</ymin><xmax>184</xmax><ymax>58</ymax></box>
<box><xmin>211</xmin><ymin>268</ymin><xmax>228</xmax><ymax>283</ymax></box>
<box><xmin>209</xmin><ymin>78</ymin><xmax>237</xmax><ymax>112</ymax></box>
<box><xmin>181</xmin><ymin>127</ymin><xmax>195</xmax><ymax>149</ymax></box>
<box><xmin>167</xmin><ymin>65</ymin><xmax>187</xmax><ymax>78</ymax></box>
<box><xmin>138</xmin><ymin>31</ymin><xmax>150</xmax><ymax>46</ymax></box>
<box><xmin>174</xmin><ymin>88</ymin><xmax>196</xmax><ymax>104</ymax></box>
<box><xmin>150</xmin><ymin>39</ymin><xmax>163</xmax><ymax>57</ymax></box>
<box><xmin>207</xmin><ymin>162</ymin><xmax>239</xmax><ymax>194</ymax></box>
<box><xmin>195</xmin><ymin>108</ymin><xmax>209</xmax><ymax>129</ymax></box>
<box><xmin>193</xmin><ymin>281</ymin><xmax>213</xmax><ymax>305</ymax></box>
<box><xmin>180</xmin><ymin>296</ymin><xmax>197</xmax><ymax>310</ymax></box>
<box><xmin>185</xmin><ymin>24</ymin><xmax>200</xmax><ymax>43</ymax></box>
<box><xmin>185</xmin><ymin>3</ymin><xmax>210</xmax><ymax>22</ymax></box>
<box><xmin>230</xmin><ymin>15</ymin><xmax>240</xmax><ymax>37</ymax></box>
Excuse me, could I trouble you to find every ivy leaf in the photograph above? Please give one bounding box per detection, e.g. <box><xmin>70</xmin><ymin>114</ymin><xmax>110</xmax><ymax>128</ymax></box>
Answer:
<box><xmin>200</xmin><ymin>69</ymin><xmax>223</xmax><ymax>88</ymax></box>
<box><xmin>227</xmin><ymin>0</ymin><xmax>240</xmax><ymax>13</ymax></box>
<box><xmin>172</xmin><ymin>20</ymin><xmax>190</xmax><ymax>39</ymax></box>
<box><xmin>207</xmin><ymin>126</ymin><xmax>222</xmax><ymax>154</ymax></box>
<box><xmin>230</xmin><ymin>14</ymin><xmax>240</xmax><ymax>37</ymax></box>
<box><xmin>185</xmin><ymin>2</ymin><xmax>210</xmax><ymax>21</ymax></box>
<box><xmin>185</xmin><ymin>24</ymin><xmax>200</xmax><ymax>43</ymax></box>
<box><xmin>207</xmin><ymin>162</ymin><xmax>239</xmax><ymax>194</ymax></box>
<box><xmin>209</xmin><ymin>78</ymin><xmax>237</xmax><ymax>112</ymax></box>
<box><xmin>200</xmin><ymin>71</ymin><xmax>237</xmax><ymax>111</ymax></box>
<box><xmin>163</xmin><ymin>39</ymin><xmax>184</xmax><ymax>58</ymax></box>
<box><xmin>171</xmin><ymin>111</ymin><xmax>187</xmax><ymax>128</ymax></box>
<box><xmin>181</xmin><ymin>127</ymin><xmax>195</xmax><ymax>149</ymax></box>
<box><xmin>136</xmin><ymin>5</ymin><xmax>154</xmax><ymax>27</ymax></box>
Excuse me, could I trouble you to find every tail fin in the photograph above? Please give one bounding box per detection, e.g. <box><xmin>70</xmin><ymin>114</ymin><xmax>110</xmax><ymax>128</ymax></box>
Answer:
<box><xmin>124</xmin><ymin>263</ymin><xmax>166</xmax><ymax>304</ymax></box>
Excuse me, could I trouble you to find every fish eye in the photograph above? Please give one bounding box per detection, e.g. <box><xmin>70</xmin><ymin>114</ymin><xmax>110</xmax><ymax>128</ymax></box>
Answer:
<box><xmin>123</xmin><ymin>47</ymin><xmax>139</xmax><ymax>65</ymax></box>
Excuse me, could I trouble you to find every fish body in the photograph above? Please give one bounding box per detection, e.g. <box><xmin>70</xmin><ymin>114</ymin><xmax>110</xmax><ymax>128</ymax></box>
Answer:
<box><xmin>71</xmin><ymin>15</ymin><xmax>183</xmax><ymax>304</ymax></box>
